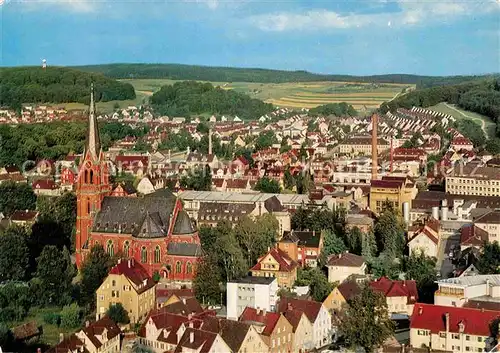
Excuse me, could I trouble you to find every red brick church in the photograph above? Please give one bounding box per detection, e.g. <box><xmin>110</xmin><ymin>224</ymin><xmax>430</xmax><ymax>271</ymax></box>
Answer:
<box><xmin>75</xmin><ymin>85</ymin><xmax>201</xmax><ymax>283</ymax></box>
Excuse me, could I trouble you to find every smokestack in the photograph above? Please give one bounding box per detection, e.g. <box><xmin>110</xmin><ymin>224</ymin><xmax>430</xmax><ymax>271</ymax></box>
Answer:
<box><xmin>371</xmin><ymin>113</ymin><xmax>378</xmax><ymax>180</ymax></box>
<box><xmin>390</xmin><ymin>136</ymin><xmax>394</xmax><ymax>173</ymax></box>
<box><xmin>208</xmin><ymin>127</ymin><xmax>213</xmax><ymax>156</ymax></box>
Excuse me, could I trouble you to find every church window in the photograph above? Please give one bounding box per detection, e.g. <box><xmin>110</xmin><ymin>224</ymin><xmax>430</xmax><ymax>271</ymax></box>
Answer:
<box><xmin>175</xmin><ymin>261</ymin><xmax>182</xmax><ymax>274</ymax></box>
<box><xmin>141</xmin><ymin>247</ymin><xmax>147</xmax><ymax>263</ymax></box>
<box><xmin>87</xmin><ymin>199</ymin><xmax>91</xmax><ymax>215</ymax></box>
<box><xmin>154</xmin><ymin>246</ymin><xmax>161</xmax><ymax>263</ymax></box>
<box><xmin>84</xmin><ymin>170</ymin><xmax>89</xmax><ymax>184</ymax></box>
<box><xmin>186</xmin><ymin>262</ymin><xmax>192</xmax><ymax>274</ymax></box>
<box><xmin>90</xmin><ymin>170</ymin><xmax>94</xmax><ymax>184</ymax></box>
<box><xmin>107</xmin><ymin>240</ymin><xmax>114</xmax><ymax>257</ymax></box>
<box><xmin>123</xmin><ymin>241</ymin><xmax>130</xmax><ymax>257</ymax></box>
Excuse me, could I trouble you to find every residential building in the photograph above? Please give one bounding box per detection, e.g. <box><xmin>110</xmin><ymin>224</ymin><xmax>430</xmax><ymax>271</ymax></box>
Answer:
<box><xmin>250</xmin><ymin>247</ymin><xmax>298</xmax><ymax>288</ymax></box>
<box><xmin>46</xmin><ymin>316</ymin><xmax>121</xmax><ymax>353</ymax></box>
<box><xmin>446</xmin><ymin>164</ymin><xmax>500</xmax><ymax>197</ymax></box>
<box><xmin>408</xmin><ymin>217</ymin><xmax>440</xmax><ymax>258</ymax></box>
<box><xmin>326</xmin><ymin>252</ymin><xmax>366</xmax><ymax>284</ymax></box>
<box><xmin>410</xmin><ymin>303</ymin><xmax>498</xmax><ymax>353</ymax></box>
<box><xmin>460</xmin><ymin>225</ymin><xmax>488</xmax><ymax>251</ymax></box>
<box><xmin>338</xmin><ymin>136</ymin><xmax>390</xmax><ymax>155</ymax></box>
<box><xmin>323</xmin><ymin>279</ymin><xmax>362</xmax><ymax>313</ymax></box>
<box><xmin>277</xmin><ymin>298</ymin><xmax>333</xmax><ymax>349</ymax></box>
<box><xmin>32</xmin><ymin>178</ymin><xmax>60</xmax><ymax>196</ymax></box>
<box><xmin>369</xmin><ymin>176</ymin><xmax>417</xmax><ymax>214</ymax></box>
<box><xmin>370</xmin><ymin>277</ymin><xmax>418</xmax><ymax>316</ymax></box>
<box><xmin>226</xmin><ymin>276</ymin><xmax>278</xmax><ymax>320</ymax></box>
<box><xmin>474</xmin><ymin>210</ymin><xmax>500</xmax><ymax>243</ymax></box>
<box><xmin>174</xmin><ymin>327</ymin><xmax>232</xmax><ymax>353</ymax></box>
<box><xmin>96</xmin><ymin>259</ymin><xmax>156</xmax><ymax>324</ymax></box>
<box><xmin>9</xmin><ymin>210</ymin><xmax>38</xmax><ymax>227</ymax></box>
<box><xmin>278</xmin><ymin>230</ymin><xmax>324</xmax><ymax>267</ymax></box>
<box><xmin>345</xmin><ymin>214</ymin><xmax>374</xmax><ymax>233</ymax></box>
<box><xmin>435</xmin><ymin>274</ymin><xmax>500</xmax><ymax>308</ymax></box>
<box><xmin>282</xmin><ymin>309</ymin><xmax>314</xmax><ymax>352</ymax></box>
<box><xmin>239</xmin><ymin>307</ymin><xmax>294</xmax><ymax>353</ymax></box>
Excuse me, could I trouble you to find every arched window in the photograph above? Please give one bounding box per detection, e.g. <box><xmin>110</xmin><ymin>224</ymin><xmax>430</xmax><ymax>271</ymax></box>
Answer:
<box><xmin>87</xmin><ymin>198</ymin><xmax>91</xmax><ymax>215</ymax></box>
<box><xmin>186</xmin><ymin>262</ymin><xmax>192</xmax><ymax>274</ymax></box>
<box><xmin>123</xmin><ymin>241</ymin><xmax>130</xmax><ymax>258</ymax></box>
<box><xmin>154</xmin><ymin>246</ymin><xmax>161</xmax><ymax>263</ymax></box>
<box><xmin>84</xmin><ymin>170</ymin><xmax>89</xmax><ymax>184</ymax></box>
<box><xmin>106</xmin><ymin>240</ymin><xmax>114</xmax><ymax>257</ymax></box>
<box><xmin>89</xmin><ymin>170</ymin><xmax>94</xmax><ymax>184</ymax></box>
<box><xmin>175</xmin><ymin>261</ymin><xmax>182</xmax><ymax>274</ymax></box>
<box><xmin>141</xmin><ymin>247</ymin><xmax>147</xmax><ymax>263</ymax></box>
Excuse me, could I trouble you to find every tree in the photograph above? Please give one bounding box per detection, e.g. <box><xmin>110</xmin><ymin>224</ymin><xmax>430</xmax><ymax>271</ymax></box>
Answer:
<box><xmin>106</xmin><ymin>303</ymin><xmax>130</xmax><ymax>324</ymax></box>
<box><xmin>403</xmin><ymin>252</ymin><xmax>437</xmax><ymax>303</ymax></box>
<box><xmin>0</xmin><ymin>324</ymin><xmax>13</xmax><ymax>349</ymax></box>
<box><xmin>368</xmin><ymin>252</ymin><xmax>401</xmax><ymax>280</ymax></box>
<box><xmin>60</xmin><ymin>303</ymin><xmax>82</xmax><ymax>329</ymax></box>
<box><xmin>485</xmin><ymin>138</ymin><xmax>500</xmax><ymax>155</ymax></box>
<box><xmin>0</xmin><ymin>181</ymin><xmax>37</xmax><ymax>217</ymax></box>
<box><xmin>254</xmin><ymin>131</ymin><xmax>277</xmax><ymax>150</ymax></box>
<box><xmin>234</xmin><ymin>215</ymin><xmax>277</xmax><ymax>268</ymax></box>
<box><xmin>321</xmin><ymin>230</ymin><xmax>347</xmax><ymax>260</ymax></box>
<box><xmin>80</xmin><ymin>244</ymin><xmax>115</xmax><ymax>307</ymax></box>
<box><xmin>477</xmin><ymin>242</ymin><xmax>500</xmax><ymax>274</ymax></box>
<box><xmin>180</xmin><ymin>165</ymin><xmax>212</xmax><ymax>191</ymax></box>
<box><xmin>362</xmin><ymin>231</ymin><xmax>378</xmax><ymax>261</ymax></box>
<box><xmin>374</xmin><ymin>206</ymin><xmax>405</xmax><ymax>256</ymax></box>
<box><xmin>295</xmin><ymin>267</ymin><xmax>333</xmax><ymax>302</ymax></box>
<box><xmin>0</xmin><ymin>226</ymin><xmax>30</xmax><ymax>282</ymax></box>
<box><xmin>213</xmin><ymin>224</ymin><xmax>247</xmax><ymax>282</ymax></box>
<box><xmin>345</xmin><ymin>226</ymin><xmax>363</xmax><ymax>255</ymax></box>
<box><xmin>35</xmin><ymin>245</ymin><xmax>76</xmax><ymax>306</ymax></box>
<box><xmin>340</xmin><ymin>285</ymin><xmax>394</xmax><ymax>353</ymax></box>
<box><xmin>254</xmin><ymin>177</ymin><xmax>280</xmax><ymax>193</ymax></box>
<box><xmin>193</xmin><ymin>255</ymin><xmax>221</xmax><ymax>305</ymax></box>
<box><xmin>283</xmin><ymin>168</ymin><xmax>295</xmax><ymax>190</ymax></box>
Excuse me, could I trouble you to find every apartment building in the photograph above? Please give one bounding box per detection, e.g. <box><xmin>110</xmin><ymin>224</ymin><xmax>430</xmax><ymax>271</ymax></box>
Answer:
<box><xmin>410</xmin><ymin>303</ymin><xmax>497</xmax><ymax>353</ymax></box>
<box><xmin>326</xmin><ymin>252</ymin><xmax>366</xmax><ymax>284</ymax></box>
<box><xmin>474</xmin><ymin>210</ymin><xmax>500</xmax><ymax>244</ymax></box>
<box><xmin>278</xmin><ymin>230</ymin><xmax>324</xmax><ymax>267</ymax></box>
<box><xmin>338</xmin><ymin>137</ymin><xmax>390</xmax><ymax>155</ymax></box>
<box><xmin>370</xmin><ymin>277</ymin><xmax>418</xmax><ymax>316</ymax></box>
<box><xmin>226</xmin><ymin>277</ymin><xmax>279</xmax><ymax>320</ymax></box>
<box><xmin>251</xmin><ymin>247</ymin><xmax>298</xmax><ymax>288</ymax></box>
<box><xmin>369</xmin><ymin>176</ymin><xmax>417</xmax><ymax>214</ymax></box>
<box><xmin>446</xmin><ymin>164</ymin><xmax>500</xmax><ymax>197</ymax></box>
<box><xmin>434</xmin><ymin>275</ymin><xmax>500</xmax><ymax>308</ymax></box>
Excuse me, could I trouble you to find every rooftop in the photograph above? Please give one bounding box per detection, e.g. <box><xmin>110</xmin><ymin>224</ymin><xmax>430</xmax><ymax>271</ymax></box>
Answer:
<box><xmin>229</xmin><ymin>276</ymin><xmax>277</xmax><ymax>285</ymax></box>
<box><xmin>437</xmin><ymin>274</ymin><xmax>500</xmax><ymax>287</ymax></box>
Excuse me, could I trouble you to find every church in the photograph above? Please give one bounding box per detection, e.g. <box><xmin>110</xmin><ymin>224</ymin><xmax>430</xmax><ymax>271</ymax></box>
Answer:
<box><xmin>75</xmin><ymin>85</ymin><xmax>201</xmax><ymax>283</ymax></box>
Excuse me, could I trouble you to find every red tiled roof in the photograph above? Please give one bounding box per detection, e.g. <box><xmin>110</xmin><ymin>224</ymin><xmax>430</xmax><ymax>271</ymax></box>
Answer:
<box><xmin>239</xmin><ymin>307</ymin><xmax>281</xmax><ymax>336</ymax></box>
<box><xmin>411</xmin><ymin>303</ymin><xmax>500</xmax><ymax>336</ymax></box>
<box><xmin>277</xmin><ymin>298</ymin><xmax>322</xmax><ymax>323</ymax></box>
<box><xmin>370</xmin><ymin>277</ymin><xmax>418</xmax><ymax>303</ymax></box>
<box><xmin>10</xmin><ymin>210</ymin><xmax>38</xmax><ymax>221</ymax></box>
<box><xmin>108</xmin><ymin>259</ymin><xmax>155</xmax><ymax>294</ymax></box>
<box><xmin>370</xmin><ymin>180</ymin><xmax>403</xmax><ymax>189</ymax></box>
<box><xmin>174</xmin><ymin>327</ymin><xmax>219</xmax><ymax>353</ymax></box>
<box><xmin>460</xmin><ymin>224</ymin><xmax>488</xmax><ymax>247</ymax></box>
<box><xmin>80</xmin><ymin>316</ymin><xmax>121</xmax><ymax>350</ymax></box>
<box><xmin>32</xmin><ymin>179</ymin><xmax>58</xmax><ymax>190</ymax></box>
<box><xmin>283</xmin><ymin>309</ymin><xmax>304</xmax><ymax>332</ymax></box>
<box><xmin>226</xmin><ymin>179</ymin><xmax>248</xmax><ymax>189</ymax></box>
<box><xmin>251</xmin><ymin>247</ymin><xmax>298</xmax><ymax>272</ymax></box>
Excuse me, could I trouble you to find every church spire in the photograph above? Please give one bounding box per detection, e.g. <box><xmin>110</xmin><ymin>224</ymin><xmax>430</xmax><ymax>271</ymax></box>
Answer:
<box><xmin>85</xmin><ymin>83</ymin><xmax>101</xmax><ymax>160</ymax></box>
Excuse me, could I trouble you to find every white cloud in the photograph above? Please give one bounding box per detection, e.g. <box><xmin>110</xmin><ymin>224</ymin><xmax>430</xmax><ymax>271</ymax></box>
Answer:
<box><xmin>249</xmin><ymin>0</ymin><xmax>500</xmax><ymax>32</ymax></box>
<box><xmin>8</xmin><ymin>0</ymin><xmax>98</xmax><ymax>12</ymax></box>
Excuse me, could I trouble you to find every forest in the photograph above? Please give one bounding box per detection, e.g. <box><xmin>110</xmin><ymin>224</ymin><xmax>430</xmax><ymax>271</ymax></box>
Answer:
<box><xmin>0</xmin><ymin>67</ymin><xmax>136</xmax><ymax>109</ymax></box>
<box><xmin>150</xmin><ymin>81</ymin><xmax>274</xmax><ymax>119</ymax></box>
<box><xmin>380</xmin><ymin>78</ymin><xmax>500</xmax><ymax>138</ymax></box>
<box><xmin>74</xmin><ymin>63</ymin><xmax>497</xmax><ymax>88</ymax></box>
<box><xmin>308</xmin><ymin>102</ymin><xmax>358</xmax><ymax>117</ymax></box>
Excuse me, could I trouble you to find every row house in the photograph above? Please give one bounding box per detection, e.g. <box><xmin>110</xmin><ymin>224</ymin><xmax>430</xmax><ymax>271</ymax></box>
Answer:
<box><xmin>446</xmin><ymin>164</ymin><xmax>500</xmax><ymax>197</ymax></box>
<box><xmin>459</xmin><ymin>224</ymin><xmax>488</xmax><ymax>251</ymax></box>
<box><xmin>450</xmin><ymin>137</ymin><xmax>474</xmax><ymax>151</ymax></box>
<box><xmin>326</xmin><ymin>252</ymin><xmax>366</xmax><ymax>284</ymax></box>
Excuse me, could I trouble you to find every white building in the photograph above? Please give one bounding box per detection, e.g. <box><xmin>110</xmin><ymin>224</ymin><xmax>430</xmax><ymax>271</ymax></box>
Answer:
<box><xmin>326</xmin><ymin>252</ymin><xmax>367</xmax><ymax>284</ymax></box>
<box><xmin>434</xmin><ymin>274</ymin><xmax>500</xmax><ymax>308</ymax></box>
<box><xmin>226</xmin><ymin>276</ymin><xmax>278</xmax><ymax>320</ymax></box>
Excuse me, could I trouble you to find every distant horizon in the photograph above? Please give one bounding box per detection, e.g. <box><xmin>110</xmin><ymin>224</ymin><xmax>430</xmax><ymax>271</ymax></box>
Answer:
<box><xmin>2</xmin><ymin>62</ymin><xmax>499</xmax><ymax>79</ymax></box>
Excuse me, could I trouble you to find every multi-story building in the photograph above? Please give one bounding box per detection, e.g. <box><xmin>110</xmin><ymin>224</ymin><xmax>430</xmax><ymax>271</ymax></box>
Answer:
<box><xmin>278</xmin><ymin>230</ymin><xmax>324</xmax><ymax>267</ymax></box>
<box><xmin>410</xmin><ymin>303</ymin><xmax>497</xmax><ymax>353</ymax></box>
<box><xmin>369</xmin><ymin>176</ymin><xmax>417</xmax><ymax>214</ymax></box>
<box><xmin>446</xmin><ymin>164</ymin><xmax>500</xmax><ymax>197</ymax></box>
<box><xmin>326</xmin><ymin>252</ymin><xmax>366</xmax><ymax>284</ymax></box>
<box><xmin>338</xmin><ymin>136</ymin><xmax>390</xmax><ymax>155</ymax></box>
<box><xmin>96</xmin><ymin>259</ymin><xmax>156</xmax><ymax>324</ymax></box>
<box><xmin>434</xmin><ymin>274</ymin><xmax>500</xmax><ymax>308</ymax></box>
<box><xmin>370</xmin><ymin>277</ymin><xmax>418</xmax><ymax>316</ymax></box>
<box><xmin>226</xmin><ymin>276</ymin><xmax>278</xmax><ymax>320</ymax></box>
<box><xmin>250</xmin><ymin>247</ymin><xmax>298</xmax><ymax>288</ymax></box>
<box><xmin>474</xmin><ymin>210</ymin><xmax>500</xmax><ymax>243</ymax></box>
<box><xmin>282</xmin><ymin>309</ymin><xmax>314</xmax><ymax>352</ymax></box>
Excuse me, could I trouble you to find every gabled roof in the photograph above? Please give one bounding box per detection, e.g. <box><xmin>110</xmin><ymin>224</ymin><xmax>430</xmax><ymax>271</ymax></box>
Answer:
<box><xmin>281</xmin><ymin>230</ymin><xmax>322</xmax><ymax>248</ymax></box>
<box><xmin>370</xmin><ymin>277</ymin><xmax>418</xmax><ymax>303</ymax></box>
<box><xmin>336</xmin><ymin>280</ymin><xmax>362</xmax><ymax>302</ymax></box>
<box><xmin>326</xmin><ymin>252</ymin><xmax>365</xmax><ymax>267</ymax></box>
<box><xmin>283</xmin><ymin>309</ymin><xmax>305</xmax><ymax>332</ymax></box>
<box><xmin>10</xmin><ymin>210</ymin><xmax>38</xmax><ymax>222</ymax></box>
<box><xmin>108</xmin><ymin>259</ymin><xmax>155</xmax><ymax>294</ymax></box>
<box><xmin>80</xmin><ymin>316</ymin><xmax>121</xmax><ymax>350</ymax></box>
<box><xmin>474</xmin><ymin>210</ymin><xmax>500</xmax><ymax>224</ymax></box>
<box><xmin>174</xmin><ymin>327</ymin><xmax>220</xmax><ymax>353</ymax></box>
<box><xmin>172</xmin><ymin>210</ymin><xmax>195</xmax><ymax>234</ymax></box>
<box><xmin>239</xmin><ymin>307</ymin><xmax>281</xmax><ymax>336</ymax></box>
<box><xmin>460</xmin><ymin>224</ymin><xmax>488</xmax><ymax>247</ymax></box>
<box><xmin>411</xmin><ymin>303</ymin><xmax>500</xmax><ymax>336</ymax></box>
<box><xmin>162</xmin><ymin>297</ymin><xmax>204</xmax><ymax>316</ymax></box>
<box><xmin>251</xmin><ymin>247</ymin><xmax>298</xmax><ymax>272</ymax></box>
<box><xmin>277</xmin><ymin>297</ymin><xmax>323</xmax><ymax>323</ymax></box>
<box><xmin>200</xmin><ymin>316</ymin><xmax>252</xmax><ymax>352</ymax></box>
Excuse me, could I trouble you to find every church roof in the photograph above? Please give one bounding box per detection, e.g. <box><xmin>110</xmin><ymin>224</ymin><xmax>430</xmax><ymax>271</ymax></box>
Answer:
<box><xmin>167</xmin><ymin>242</ymin><xmax>201</xmax><ymax>257</ymax></box>
<box><xmin>173</xmin><ymin>210</ymin><xmax>195</xmax><ymax>235</ymax></box>
<box><xmin>84</xmin><ymin>83</ymin><xmax>101</xmax><ymax>160</ymax></box>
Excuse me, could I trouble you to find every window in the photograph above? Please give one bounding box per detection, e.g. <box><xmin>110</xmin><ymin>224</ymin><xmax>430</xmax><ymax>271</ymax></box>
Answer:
<box><xmin>466</xmin><ymin>336</ymin><xmax>470</xmax><ymax>341</ymax></box>
<box><xmin>90</xmin><ymin>170</ymin><xmax>94</xmax><ymax>184</ymax></box>
<box><xmin>123</xmin><ymin>241</ymin><xmax>130</xmax><ymax>258</ymax></box>
<box><xmin>111</xmin><ymin>280</ymin><xmax>116</xmax><ymax>287</ymax></box>
<box><xmin>154</xmin><ymin>246</ymin><xmax>161</xmax><ymax>263</ymax></box>
<box><xmin>141</xmin><ymin>247</ymin><xmax>147</xmax><ymax>263</ymax></box>
<box><xmin>452</xmin><ymin>334</ymin><xmax>460</xmax><ymax>340</ymax></box>
<box><xmin>440</xmin><ymin>332</ymin><xmax>446</xmax><ymax>338</ymax></box>
<box><xmin>175</xmin><ymin>261</ymin><xmax>182</xmax><ymax>274</ymax></box>
<box><xmin>186</xmin><ymin>262</ymin><xmax>192</xmax><ymax>274</ymax></box>
<box><xmin>466</xmin><ymin>347</ymin><xmax>470</xmax><ymax>352</ymax></box>
<box><xmin>87</xmin><ymin>199</ymin><xmax>91</xmax><ymax>215</ymax></box>
<box><xmin>107</xmin><ymin>240</ymin><xmax>114</xmax><ymax>257</ymax></box>
<box><xmin>478</xmin><ymin>337</ymin><xmax>483</xmax><ymax>342</ymax></box>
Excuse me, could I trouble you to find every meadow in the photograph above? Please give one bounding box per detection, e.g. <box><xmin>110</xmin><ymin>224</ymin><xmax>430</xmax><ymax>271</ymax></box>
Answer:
<box><xmin>121</xmin><ymin>79</ymin><xmax>411</xmax><ymax>112</ymax></box>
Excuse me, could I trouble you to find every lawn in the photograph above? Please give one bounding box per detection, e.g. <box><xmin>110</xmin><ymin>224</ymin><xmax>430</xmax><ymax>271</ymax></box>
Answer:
<box><xmin>121</xmin><ymin>78</ymin><xmax>411</xmax><ymax>112</ymax></box>
<box><xmin>427</xmin><ymin>102</ymin><xmax>496</xmax><ymax>139</ymax></box>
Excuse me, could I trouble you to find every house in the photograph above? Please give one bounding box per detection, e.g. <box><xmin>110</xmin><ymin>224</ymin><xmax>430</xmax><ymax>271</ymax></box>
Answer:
<box><xmin>434</xmin><ymin>274</ymin><xmax>500</xmax><ymax>308</ymax></box>
<box><xmin>239</xmin><ymin>307</ymin><xmax>294</xmax><ymax>353</ymax></box>
<box><xmin>326</xmin><ymin>252</ymin><xmax>366</xmax><ymax>284</ymax></box>
<box><xmin>32</xmin><ymin>179</ymin><xmax>60</xmax><ymax>196</ymax></box>
<box><xmin>282</xmin><ymin>309</ymin><xmax>314</xmax><ymax>352</ymax></box>
<box><xmin>96</xmin><ymin>259</ymin><xmax>156</xmax><ymax>324</ymax></box>
<box><xmin>226</xmin><ymin>276</ymin><xmax>278</xmax><ymax>320</ymax></box>
<box><xmin>474</xmin><ymin>210</ymin><xmax>500</xmax><ymax>243</ymax></box>
<box><xmin>345</xmin><ymin>214</ymin><xmax>374</xmax><ymax>233</ymax></box>
<box><xmin>46</xmin><ymin>316</ymin><xmax>121</xmax><ymax>353</ymax></box>
<box><xmin>450</xmin><ymin>137</ymin><xmax>474</xmax><ymax>151</ymax></box>
<box><xmin>370</xmin><ymin>277</ymin><xmax>418</xmax><ymax>316</ymax></box>
<box><xmin>136</xmin><ymin>176</ymin><xmax>155</xmax><ymax>195</ymax></box>
<box><xmin>408</xmin><ymin>218</ymin><xmax>440</xmax><ymax>258</ymax></box>
<box><xmin>174</xmin><ymin>327</ymin><xmax>232</xmax><ymax>353</ymax></box>
<box><xmin>323</xmin><ymin>278</ymin><xmax>362</xmax><ymax>313</ymax></box>
<box><xmin>277</xmin><ymin>298</ymin><xmax>333</xmax><ymax>349</ymax></box>
<box><xmin>410</xmin><ymin>303</ymin><xmax>498</xmax><ymax>353</ymax></box>
<box><xmin>225</xmin><ymin>179</ymin><xmax>251</xmax><ymax>192</ymax></box>
<box><xmin>9</xmin><ymin>210</ymin><xmax>38</xmax><ymax>227</ymax></box>
<box><xmin>369</xmin><ymin>176</ymin><xmax>417</xmax><ymax>214</ymax></box>
<box><xmin>460</xmin><ymin>224</ymin><xmax>488</xmax><ymax>251</ymax></box>
<box><xmin>278</xmin><ymin>230</ymin><xmax>324</xmax><ymax>267</ymax></box>
<box><xmin>250</xmin><ymin>247</ymin><xmax>299</xmax><ymax>288</ymax></box>
<box><xmin>110</xmin><ymin>182</ymin><xmax>137</xmax><ymax>197</ymax></box>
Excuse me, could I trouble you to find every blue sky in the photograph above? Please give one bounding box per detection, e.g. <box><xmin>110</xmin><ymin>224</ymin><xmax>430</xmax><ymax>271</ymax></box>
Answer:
<box><xmin>1</xmin><ymin>0</ymin><xmax>499</xmax><ymax>75</ymax></box>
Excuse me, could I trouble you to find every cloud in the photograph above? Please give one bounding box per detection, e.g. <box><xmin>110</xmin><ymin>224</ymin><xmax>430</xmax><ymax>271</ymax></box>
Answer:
<box><xmin>7</xmin><ymin>0</ymin><xmax>99</xmax><ymax>12</ymax></box>
<box><xmin>249</xmin><ymin>0</ymin><xmax>500</xmax><ymax>32</ymax></box>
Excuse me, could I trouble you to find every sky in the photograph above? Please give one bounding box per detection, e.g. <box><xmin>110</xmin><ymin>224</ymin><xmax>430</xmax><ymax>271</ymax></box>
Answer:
<box><xmin>1</xmin><ymin>0</ymin><xmax>499</xmax><ymax>75</ymax></box>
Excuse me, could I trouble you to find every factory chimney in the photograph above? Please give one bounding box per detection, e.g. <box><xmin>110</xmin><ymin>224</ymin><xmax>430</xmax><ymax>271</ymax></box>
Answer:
<box><xmin>371</xmin><ymin>113</ymin><xmax>378</xmax><ymax>180</ymax></box>
<box><xmin>208</xmin><ymin>126</ymin><xmax>213</xmax><ymax>156</ymax></box>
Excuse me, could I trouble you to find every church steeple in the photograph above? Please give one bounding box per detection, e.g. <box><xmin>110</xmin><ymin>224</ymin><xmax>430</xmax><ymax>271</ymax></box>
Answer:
<box><xmin>85</xmin><ymin>83</ymin><xmax>101</xmax><ymax>161</ymax></box>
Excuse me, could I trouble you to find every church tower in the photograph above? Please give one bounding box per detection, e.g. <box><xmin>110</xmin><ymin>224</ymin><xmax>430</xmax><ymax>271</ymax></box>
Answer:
<box><xmin>75</xmin><ymin>84</ymin><xmax>112</xmax><ymax>267</ymax></box>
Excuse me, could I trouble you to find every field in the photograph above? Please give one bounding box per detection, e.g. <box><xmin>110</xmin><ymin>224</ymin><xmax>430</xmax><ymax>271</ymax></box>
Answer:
<box><xmin>427</xmin><ymin>102</ymin><xmax>496</xmax><ymax>139</ymax></box>
<box><xmin>55</xmin><ymin>91</ymin><xmax>149</xmax><ymax>113</ymax></box>
<box><xmin>121</xmin><ymin>79</ymin><xmax>411</xmax><ymax>112</ymax></box>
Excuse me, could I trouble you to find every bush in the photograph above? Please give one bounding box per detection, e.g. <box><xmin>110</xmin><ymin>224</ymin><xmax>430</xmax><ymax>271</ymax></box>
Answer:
<box><xmin>43</xmin><ymin>312</ymin><xmax>61</xmax><ymax>326</ymax></box>
<box><xmin>60</xmin><ymin>303</ymin><xmax>82</xmax><ymax>329</ymax></box>
<box><xmin>106</xmin><ymin>303</ymin><xmax>130</xmax><ymax>325</ymax></box>
<box><xmin>0</xmin><ymin>307</ymin><xmax>17</xmax><ymax>323</ymax></box>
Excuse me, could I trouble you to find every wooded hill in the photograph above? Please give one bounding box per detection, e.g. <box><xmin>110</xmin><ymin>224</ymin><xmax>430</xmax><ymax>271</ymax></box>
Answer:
<box><xmin>0</xmin><ymin>67</ymin><xmax>136</xmax><ymax>109</ymax></box>
<box><xmin>73</xmin><ymin>63</ymin><xmax>498</xmax><ymax>88</ymax></box>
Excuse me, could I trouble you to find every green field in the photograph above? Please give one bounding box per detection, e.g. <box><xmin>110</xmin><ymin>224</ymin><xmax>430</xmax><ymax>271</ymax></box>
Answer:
<box><xmin>427</xmin><ymin>102</ymin><xmax>496</xmax><ymax>139</ymax></box>
<box><xmin>51</xmin><ymin>91</ymin><xmax>150</xmax><ymax>113</ymax></box>
<box><xmin>121</xmin><ymin>79</ymin><xmax>411</xmax><ymax>112</ymax></box>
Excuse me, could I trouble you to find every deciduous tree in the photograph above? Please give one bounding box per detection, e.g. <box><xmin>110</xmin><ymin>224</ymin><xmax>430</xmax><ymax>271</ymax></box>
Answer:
<box><xmin>106</xmin><ymin>303</ymin><xmax>130</xmax><ymax>324</ymax></box>
<box><xmin>0</xmin><ymin>226</ymin><xmax>30</xmax><ymax>282</ymax></box>
<box><xmin>79</xmin><ymin>245</ymin><xmax>115</xmax><ymax>308</ymax></box>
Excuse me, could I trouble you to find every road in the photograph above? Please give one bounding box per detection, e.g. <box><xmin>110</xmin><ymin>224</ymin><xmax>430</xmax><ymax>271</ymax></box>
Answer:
<box><xmin>444</xmin><ymin>103</ymin><xmax>489</xmax><ymax>139</ymax></box>
<box><xmin>437</xmin><ymin>232</ymin><xmax>460</xmax><ymax>278</ymax></box>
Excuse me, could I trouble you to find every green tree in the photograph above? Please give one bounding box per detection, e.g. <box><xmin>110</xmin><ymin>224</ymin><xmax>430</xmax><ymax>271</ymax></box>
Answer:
<box><xmin>477</xmin><ymin>242</ymin><xmax>500</xmax><ymax>274</ymax></box>
<box><xmin>213</xmin><ymin>224</ymin><xmax>247</xmax><ymax>282</ymax></box>
<box><xmin>235</xmin><ymin>215</ymin><xmax>277</xmax><ymax>267</ymax></box>
<box><xmin>485</xmin><ymin>138</ymin><xmax>500</xmax><ymax>155</ymax></box>
<box><xmin>340</xmin><ymin>285</ymin><xmax>394</xmax><ymax>353</ymax></box>
<box><xmin>254</xmin><ymin>177</ymin><xmax>280</xmax><ymax>193</ymax></box>
<box><xmin>60</xmin><ymin>303</ymin><xmax>82</xmax><ymax>329</ymax></box>
<box><xmin>321</xmin><ymin>230</ymin><xmax>347</xmax><ymax>261</ymax></box>
<box><xmin>283</xmin><ymin>168</ymin><xmax>296</xmax><ymax>190</ymax></box>
<box><xmin>106</xmin><ymin>303</ymin><xmax>130</xmax><ymax>324</ymax></box>
<box><xmin>0</xmin><ymin>226</ymin><xmax>30</xmax><ymax>282</ymax></box>
<box><xmin>368</xmin><ymin>252</ymin><xmax>401</xmax><ymax>280</ymax></box>
<box><xmin>80</xmin><ymin>244</ymin><xmax>115</xmax><ymax>307</ymax></box>
<box><xmin>346</xmin><ymin>226</ymin><xmax>363</xmax><ymax>255</ymax></box>
<box><xmin>0</xmin><ymin>181</ymin><xmax>37</xmax><ymax>217</ymax></box>
<box><xmin>180</xmin><ymin>165</ymin><xmax>212</xmax><ymax>191</ymax></box>
<box><xmin>0</xmin><ymin>324</ymin><xmax>13</xmax><ymax>348</ymax></box>
<box><xmin>193</xmin><ymin>255</ymin><xmax>221</xmax><ymax>305</ymax></box>
<box><xmin>295</xmin><ymin>267</ymin><xmax>333</xmax><ymax>302</ymax></box>
<box><xmin>362</xmin><ymin>231</ymin><xmax>378</xmax><ymax>261</ymax></box>
<box><xmin>374</xmin><ymin>206</ymin><xmax>405</xmax><ymax>256</ymax></box>
<box><xmin>254</xmin><ymin>131</ymin><xmax>278</xmax><ymax>150</ymax></box>
<box><xmin>403</xmin><ymin>252</ymin><xmax>437</xmax><ymax>303</ymax></box>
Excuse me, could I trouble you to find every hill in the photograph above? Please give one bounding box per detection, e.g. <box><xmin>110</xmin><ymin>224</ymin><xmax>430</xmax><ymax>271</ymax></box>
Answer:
<box><xmin>0</xmin><ymin>67</ymin><xmax>136</xmax><ymax>110</ymax></box>
<box><xmin>72</xmin><ymin>63</ymin><xmax>497</xmax><ymax>88</ymax></box>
